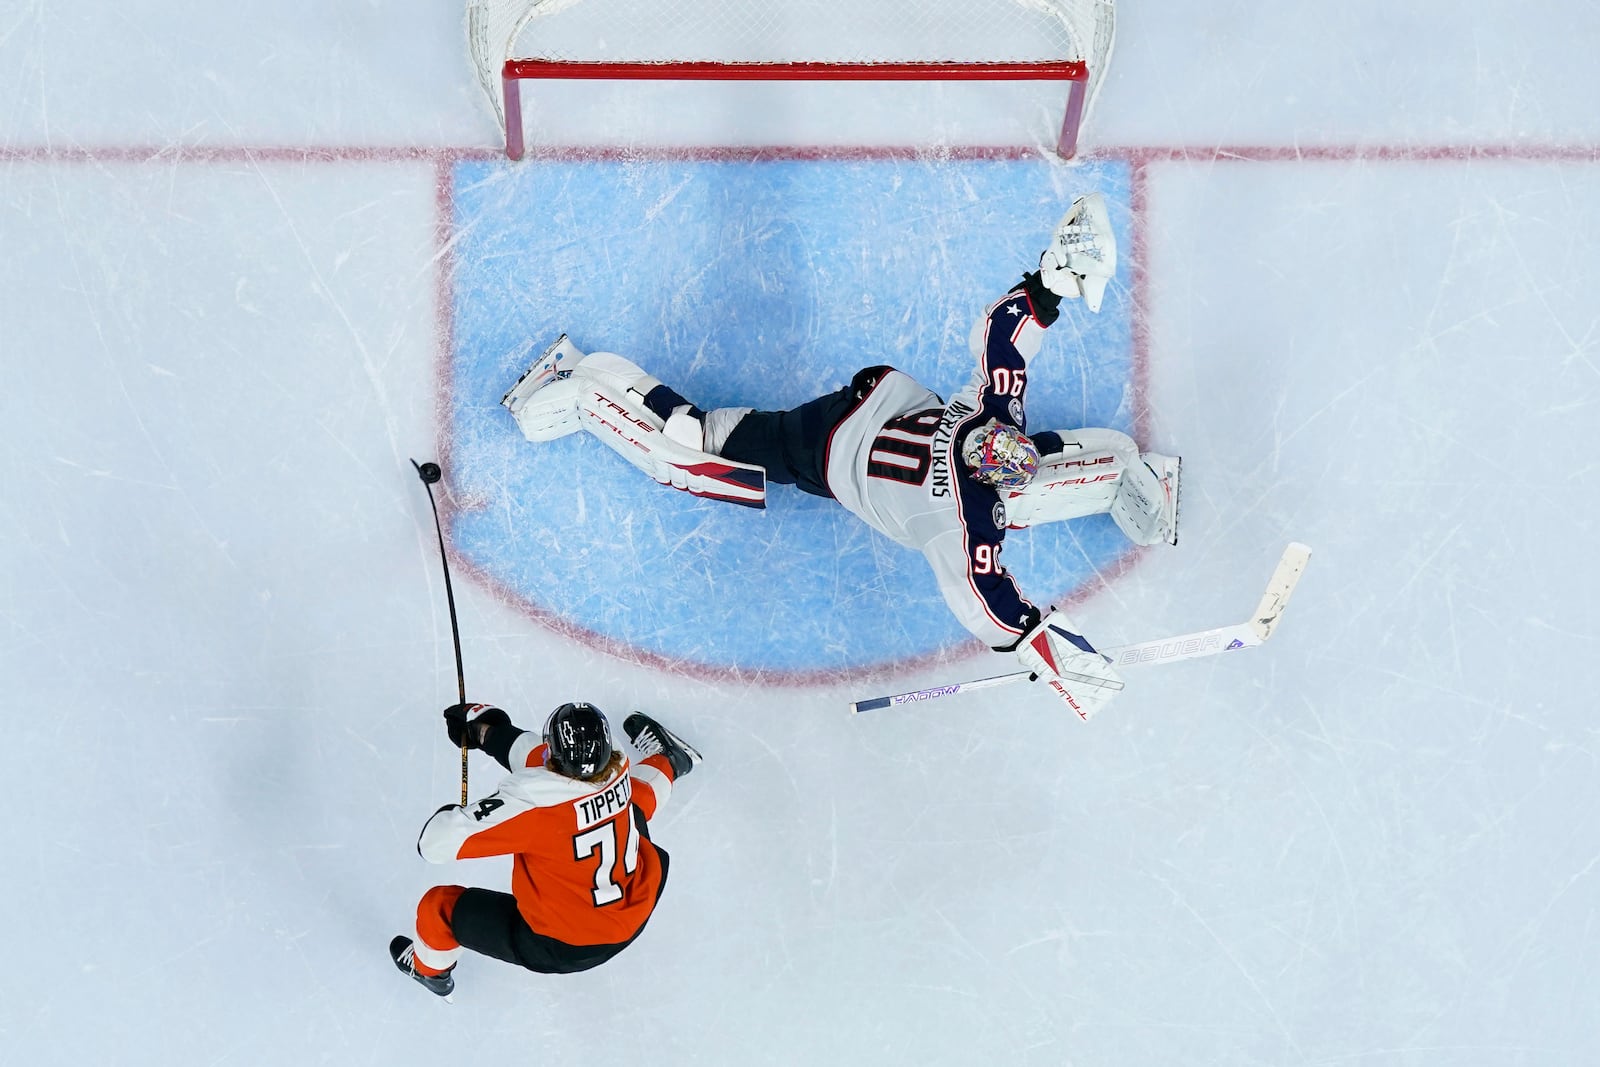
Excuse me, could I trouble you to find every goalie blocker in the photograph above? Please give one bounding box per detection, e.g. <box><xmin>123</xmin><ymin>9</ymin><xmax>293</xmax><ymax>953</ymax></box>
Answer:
<box><xmin>1010</xmin><ymin>609</ymin><xmax>1124</xmax><ymax>721</ymax></box>
<box><xmin>502</xmin><ymin>336</ymin><xmax>767</xmax><ymax>509</ymax></box>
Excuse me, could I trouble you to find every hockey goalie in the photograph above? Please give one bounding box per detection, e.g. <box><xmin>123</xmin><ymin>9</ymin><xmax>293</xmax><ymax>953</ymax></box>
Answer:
<box><xmin>499</xmin><ymin>195</ymin><xmax>1178</xmax><ymax>720</ymax></box>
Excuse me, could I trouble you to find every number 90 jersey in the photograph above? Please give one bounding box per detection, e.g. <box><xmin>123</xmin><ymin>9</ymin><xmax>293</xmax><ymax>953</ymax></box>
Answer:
<box><xmin>823</xmin><ymin>283</ymin><xmax>1053</xmax><ymax>649</ymax></box>
<box><xmin>417</xmin><ymin>733</ymin><xmax>671</xmax><ymax>948</ymax></box>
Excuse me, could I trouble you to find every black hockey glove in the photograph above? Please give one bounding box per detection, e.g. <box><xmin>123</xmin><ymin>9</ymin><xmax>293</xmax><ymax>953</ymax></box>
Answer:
<box><xmin>443</xmin><ymin>703</ymin><xmax>512</xmax><ymax>750</ymax></box>
<box><xmin>1012</xmin><ymin>271</ymin><xmax>1063</xmax><ymax>328</ymax></box>
<box><xmin>992</xmin><ymin>604</ymin><xmax>1044</xmax><ymax>655</ymax></box>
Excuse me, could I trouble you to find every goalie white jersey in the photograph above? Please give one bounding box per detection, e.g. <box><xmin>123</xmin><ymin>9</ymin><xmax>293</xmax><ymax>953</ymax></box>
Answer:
<box><xmin>824</xmin><ymin>286</ymin><xmax>1056</xmax><ymax>648</ymax></box>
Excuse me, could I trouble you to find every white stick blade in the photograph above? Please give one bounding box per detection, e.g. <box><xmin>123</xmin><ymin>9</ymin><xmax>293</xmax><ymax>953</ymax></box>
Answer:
<box><xmin>1249</xmin><ymin>542</ymin><xmax>1312</xmax><ymax>643</ymax></box>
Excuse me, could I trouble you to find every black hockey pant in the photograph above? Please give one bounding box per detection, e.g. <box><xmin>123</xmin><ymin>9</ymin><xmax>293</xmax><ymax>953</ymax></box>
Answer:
<box><xmin>718</xmin><ymin>365</ymin><xmax>890</xmax><ymax>499</ymax></box>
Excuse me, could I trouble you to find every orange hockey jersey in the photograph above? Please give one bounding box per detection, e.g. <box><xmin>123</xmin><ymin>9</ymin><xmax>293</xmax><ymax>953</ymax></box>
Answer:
<box><xmin>417</xmin><ymin>731</ymin><xmax>671</xmax><ymax>948</ymax></box>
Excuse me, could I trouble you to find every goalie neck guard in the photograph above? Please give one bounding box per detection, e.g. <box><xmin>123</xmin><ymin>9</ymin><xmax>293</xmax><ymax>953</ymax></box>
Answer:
<box><xmin>961</xmin><ymin>420</ymin><xmax>1039</xmax><ymax>490</ymax></box>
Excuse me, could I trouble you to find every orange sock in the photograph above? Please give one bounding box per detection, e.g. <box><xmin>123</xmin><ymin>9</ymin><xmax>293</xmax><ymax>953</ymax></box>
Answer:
<box><xmin>413</xmin><ymin>885</ymin><xmax>466</xmax><ymax>974</ymax></box>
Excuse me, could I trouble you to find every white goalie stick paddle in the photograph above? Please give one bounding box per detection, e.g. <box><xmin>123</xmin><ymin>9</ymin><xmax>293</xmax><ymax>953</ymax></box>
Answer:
<box><xmin>849</xmin><ymin>542</ymin><xmax>1312</xmax><ymax>715</ymax></box>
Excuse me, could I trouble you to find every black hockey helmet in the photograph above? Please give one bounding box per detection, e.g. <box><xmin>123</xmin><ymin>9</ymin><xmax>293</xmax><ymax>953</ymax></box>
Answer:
<box><xmin>543</xmin><ymin>702</ymin><xmax>614</xmax><ymax>779</ymax></box>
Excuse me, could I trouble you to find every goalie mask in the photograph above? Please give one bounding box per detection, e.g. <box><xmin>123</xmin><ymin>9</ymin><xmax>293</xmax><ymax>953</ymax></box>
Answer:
<box><xmin>961</xmin><ymin>420</ymin><xmax>1039</xmax><ymax>490</ymax></box>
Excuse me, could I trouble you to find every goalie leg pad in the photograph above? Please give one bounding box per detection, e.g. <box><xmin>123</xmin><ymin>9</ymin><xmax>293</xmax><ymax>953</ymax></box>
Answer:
<box><xmin>505</xmin><ymin>334</ymin><xmax>587</xmax><ymax>442</ymax></box>
<box><xmin>576</xmin><ymin>358</ymin><xmax>767</xmax><ymax>509</ymax></box>
<box><xmin>1003</xmin><ymin>428</ymin><xmax>1139</xmax><ymax>529</ymax></box>
<box><xmin>513</xmin><ymin>349</ymin><xmax>671</xmax><ymax>444</ymax></box>
<box><xmin>1110</xmin><ymin>453</ymin><xmax>1180</xmax><ymax>547</ymax></box>
<box><xmin>510</xmin><ymin>347</ymin><xmax>767</xmax><ymax>508</ymax></box>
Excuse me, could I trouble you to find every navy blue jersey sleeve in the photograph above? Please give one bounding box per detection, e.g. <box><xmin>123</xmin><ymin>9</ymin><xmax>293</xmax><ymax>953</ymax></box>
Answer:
<box><xmin>917</xmin><ymin>463</ymin><xmax>1042</xmax><ymax>648</ymax></box>
<box><xmin>951</xmin><ymin>273</ymin><xmax>1058</xmax><ymax>437</ymax></box>
<box><xmin>919</xmin><ymin>275</ymin><xmax>1063</xmax><ymax>646</ymax></box>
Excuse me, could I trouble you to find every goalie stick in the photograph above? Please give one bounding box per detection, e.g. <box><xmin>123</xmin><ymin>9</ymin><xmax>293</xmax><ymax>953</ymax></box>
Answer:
<box><xmin>849</xmin><ymin>542</ymin><xmax>1312</xmax><ymax>714</ymax></box>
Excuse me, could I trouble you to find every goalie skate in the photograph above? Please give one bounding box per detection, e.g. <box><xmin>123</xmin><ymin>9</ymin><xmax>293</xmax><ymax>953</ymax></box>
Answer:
<box><xmin>1147</xmin><ymin>453</ymin><xmax>1181</xmax><ymax>547</ymax></box>
<box><xmin>500</xmin><ymin>334</ymin><xmax>583</xmax><ymax>415</ymax></box>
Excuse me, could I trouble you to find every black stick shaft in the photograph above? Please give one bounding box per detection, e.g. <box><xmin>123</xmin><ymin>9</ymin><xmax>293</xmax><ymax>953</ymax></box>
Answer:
<box><xmin>412</xmin><ymin>459</ymin><xmax>470</xmax><ymax>805</ymax></box>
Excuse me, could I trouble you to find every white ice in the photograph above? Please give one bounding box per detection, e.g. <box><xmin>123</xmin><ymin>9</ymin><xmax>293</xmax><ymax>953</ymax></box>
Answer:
<box><xmin>3</xmin><ymin>2</ymin><xmax>1599</xmax><ymax>1065</ymax></box>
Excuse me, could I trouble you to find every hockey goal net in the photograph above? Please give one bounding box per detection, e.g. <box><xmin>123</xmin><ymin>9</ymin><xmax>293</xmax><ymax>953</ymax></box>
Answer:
<box><xmin>467</xmin><ymin>0</ymin><xmax>1116</xmax><ymax>159</ymax></box>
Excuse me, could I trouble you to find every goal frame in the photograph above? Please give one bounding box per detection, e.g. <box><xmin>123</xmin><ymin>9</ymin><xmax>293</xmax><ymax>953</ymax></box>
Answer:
<box><xmin>497</xmin><ymin>58</ymin><xmax>1095</xmax><ymax>161</ymax></box>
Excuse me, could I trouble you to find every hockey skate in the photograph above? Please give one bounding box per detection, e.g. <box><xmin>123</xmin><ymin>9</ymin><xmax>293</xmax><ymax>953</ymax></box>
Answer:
<box><xmin>623</xmin><ymin>713</ymin><xmax>702</xmax><ymax>780</ymax></box>
<box><xmin>1144</xmin><ymin>453</ymin><xmax>1182</xmax><ymax>546</ymax></box>
<box><xmin>389</xmin><ymin>936</ymin><xmax>455</xmax><ymax>1001</ymax></box>
<box><xmin>500</xmin><ymin>334</ymin><xmax>583</xmax><ymax>415</ymax></box>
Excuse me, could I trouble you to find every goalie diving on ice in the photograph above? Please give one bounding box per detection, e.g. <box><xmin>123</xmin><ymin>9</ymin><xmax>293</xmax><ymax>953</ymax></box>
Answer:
<box><xmin>499</xmin><ymin>194</ymin><xmax>1178</xmax><ymax>720</ymax></box>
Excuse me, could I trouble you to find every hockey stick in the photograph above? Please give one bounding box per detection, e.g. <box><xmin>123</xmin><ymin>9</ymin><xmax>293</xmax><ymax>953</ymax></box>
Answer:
<box><xmin>411</xmin><ymin>459</ymin><xmax>470</xmax><ymax>804</ymax></box>
<box><xmin>850</xmin><ymin>542</ymin><xmax>1312</xmax><ymax>714</ymax></box>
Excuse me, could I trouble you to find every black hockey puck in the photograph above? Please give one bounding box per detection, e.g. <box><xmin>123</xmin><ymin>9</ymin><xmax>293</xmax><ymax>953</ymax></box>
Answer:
<box><xmin>417</xmin><ymin>461</ymin><xmax>442</xmax><ymax>484</ymax></box>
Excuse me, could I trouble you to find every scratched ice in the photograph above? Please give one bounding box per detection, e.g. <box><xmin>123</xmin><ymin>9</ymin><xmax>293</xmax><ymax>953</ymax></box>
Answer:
<box><xmin>3</xmin><ymin>2</ymin><xmax>1599</xmax><ymax>1065</ymax></box>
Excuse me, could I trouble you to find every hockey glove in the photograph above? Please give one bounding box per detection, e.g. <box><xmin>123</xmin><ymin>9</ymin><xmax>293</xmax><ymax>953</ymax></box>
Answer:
<box><xmin>1013</xmin><ymin>610</ymin><xmax>1125</xmax><ymax>722</ymax></box>
<box><xmin>1012</xmin><ymin>271</ymin><xmax>1063</xmax><ymax>328</ymax></box>
<box><xmin>1039</xmin><ymin>192</ymin><xmax>1116</xmax><ymax>312</ymax></box>
<box><xmin>443</xmin><ymin>703</ymin><xmax>512</xmax><ymax>750</ymax></box>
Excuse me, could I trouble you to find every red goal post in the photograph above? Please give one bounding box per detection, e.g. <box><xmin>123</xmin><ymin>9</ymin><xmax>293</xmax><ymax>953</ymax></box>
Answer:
<box><xmin>467</xmin><ymin>0</ymin><xmax>1116</xmax><ymax>160</ymax></box>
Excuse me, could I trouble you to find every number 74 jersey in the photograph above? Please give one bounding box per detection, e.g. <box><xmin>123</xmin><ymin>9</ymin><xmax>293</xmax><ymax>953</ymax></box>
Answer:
<box><xmin>417</xmin><ymin>733</ymin><xmax>673</xmax><ymax>947</ymax></box>
<box><xmin>823</xmin><ymin>285</ymin><xmax>1053</xmax><ymax>649</ymax></box>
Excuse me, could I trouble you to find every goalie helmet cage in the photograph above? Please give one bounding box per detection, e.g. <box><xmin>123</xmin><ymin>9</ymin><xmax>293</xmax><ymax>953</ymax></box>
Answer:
<box><xmin>467</xmin><ymin>0</ymin><xmax>1116</xmax><ymax>160</ymax></box>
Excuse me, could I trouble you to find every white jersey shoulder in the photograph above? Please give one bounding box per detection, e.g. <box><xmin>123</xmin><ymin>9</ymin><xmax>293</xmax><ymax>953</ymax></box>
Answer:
<box><xmin>822</xmin><ymin>370</ymin><xmax>1035</xmax><ymax>648</ymax></box>
<box><xmin>824</xmin><ymin>370</ymin><xmax>944</xmax><ymax>545</ymax></box>
<box><xmin>417</xmin><ymin>734</ymin><xmax>632</xmax><ymax>862</ymax></box>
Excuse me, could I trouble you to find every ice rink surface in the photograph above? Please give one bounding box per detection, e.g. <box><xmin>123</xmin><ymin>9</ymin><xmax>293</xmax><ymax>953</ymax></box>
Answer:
<box><xmin>4</xmin><ymin>3</ymin><xmax>1599</xmax><ymax>1065</ymax></box>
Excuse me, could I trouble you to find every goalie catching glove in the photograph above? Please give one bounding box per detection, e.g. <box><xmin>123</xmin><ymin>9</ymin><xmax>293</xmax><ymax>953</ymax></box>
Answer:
<box><xmin>1011</xmin><ymin>609</ymin><xmax>1125</xmax><ymax>721</ymax></box>
<box><xmin>1039</xmin><ymin>192</ymin><xmax>1117</xmax><ymax>313</ymax></box>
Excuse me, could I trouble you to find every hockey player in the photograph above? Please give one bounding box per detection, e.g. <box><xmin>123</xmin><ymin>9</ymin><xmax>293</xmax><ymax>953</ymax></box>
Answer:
<box><xmin>500</xmin><ymin>195</ymin><xmax>1178</xmax><ymax>720</ymax></box>
<box><xmin>390</xmin><ymin>701</ymin><xmax>701</xmax><ymax>998</ymax></box>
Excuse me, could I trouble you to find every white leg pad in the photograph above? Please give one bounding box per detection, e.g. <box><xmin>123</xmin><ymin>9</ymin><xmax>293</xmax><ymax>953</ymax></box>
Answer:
<box><xmin>505</xmin><ymin>334</ymin><xmax>587</xmax><ymax>441</ymax></box>
<box><xmin>576</xmin><ymin>357</ymin><xmax>767</xmax><ymax>509</ymax></box>
<box><xmin>509</xmin><ymin>349</ymin><xmax>668</xmax><ymax>444</ymax></box>
<box><xmin>1002</xmin><ymin>428</ymin><xmax>1141</xmax><ymax>529</ymax></box>
<box><xmin>1110</xmin><ymin>453</ymin><xmax>1181</xmax><ymax>547</ymax></box>
<box><xmin>512</xmin><ymin>375</ymin><xmax>584</xmax><ymax>442</ymax></box>
<box><xmin>510</xmin><ymin>347</ymin><xmax>766</xmax><ymax>508</ymax></box>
